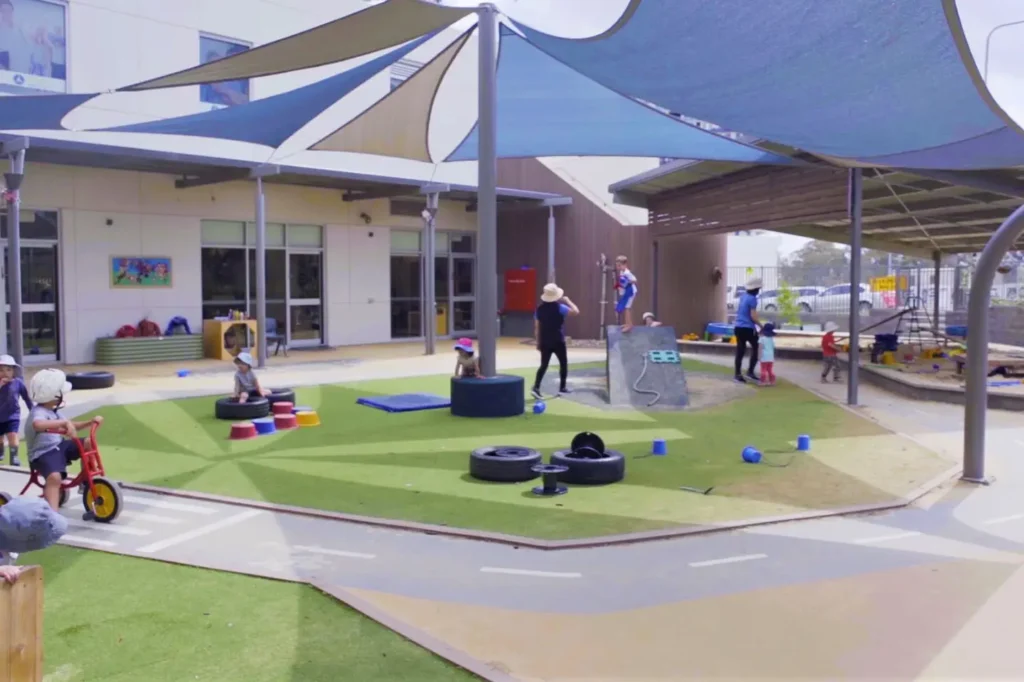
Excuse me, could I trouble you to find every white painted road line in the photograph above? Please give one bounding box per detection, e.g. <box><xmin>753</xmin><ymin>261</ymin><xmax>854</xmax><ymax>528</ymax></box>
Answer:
<box><xmin>854</xmin><ymin>531</ymin><xmax>922</xmax><ymax>545</ymax></box>
<box><xmin>480</xmin><ymin>567</ymin><xmax>582</xmax><ymax>579</ymax></box>
<box><xmin>293</xmin><ymin>545</ymin><xmax>375</xmax><ymax>560</ymax></box>
<box><xmin>136</xmin><ymin>509</ymin><xmax>263</xmax><ymax>554</ymax></box>
<box><xmin>688</xmin><ymin>553</ymin><xmax>768</xmax><ymax>568</ymax></box>
<box><xmin>123</xmin><ymin>495</ymin><xmax>218</xmax><ymax>515</ymax></box>
<box><xmin>61</xmin><ymin>534</ymin><xmax>117</xmax><ymax>548</ymax></box>
<box><xmin>64</xmin><ymin>518</ymin><xmax>153</xmax><ymax>536</ymax></box>
<box><xmin>983</xmin><ymin>513</ymin><xmax>1024</xmax><ymax>526</ymax></box>
<box><xmin>120</xmin><ymin>511</ymin><xmax>182</xmax><ymax>525</ymax></box>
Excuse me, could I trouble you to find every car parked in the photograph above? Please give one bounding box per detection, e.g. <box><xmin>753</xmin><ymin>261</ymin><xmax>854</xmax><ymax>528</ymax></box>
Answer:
<box><xmin>761</xmin><ymin>286</ymin><xmax>825</xmax><ymax>312</ymax></box>
<box><xmin>800</xmin><ymin>283</ymin><xmax>876</xmax><ymax>315</ymax></box>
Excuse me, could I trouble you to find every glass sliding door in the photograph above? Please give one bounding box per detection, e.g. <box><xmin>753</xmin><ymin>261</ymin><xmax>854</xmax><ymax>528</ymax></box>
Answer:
<box><xmin>390</xmin><ymin>230</ymin><xmax>422</xmax><ymax>338</ymax></box>
<box><xmin>2</xmin><ymin>210</ymin><xmax>61</xmax><ymax>363</ymax></box>
<box><xmin>287</xmin><ymin>250</ymin><xmax>323</xmax><ymax>345</ymax></box>
<box><xmin>449</xmin><ymin>232</ymin><xmax>476</xmax><ymax>334</ymax></box>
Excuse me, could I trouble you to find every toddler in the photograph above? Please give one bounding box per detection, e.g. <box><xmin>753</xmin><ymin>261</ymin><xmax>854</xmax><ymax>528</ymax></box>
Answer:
<box><xmin>0</xmin><ymin>354</ymin><xmax>31</xmax><ymax>466</ymax></box>
<box><xmin>759</xmin><ymin>323</ymin><xmax>777</xmax><ymax>386</ymax></box>
<box><xmin>821</xmin><ymin>321</ymin><xmax>842</xmax><ymax>383</ymax></box>
<box><xmin>24</xmin><ymin>369</ymin><xmax>103</xmax><ymax>512</ymax></box>
<box><xmin>615</xmin><ymin>255</ymin><xmax>638</xmax><ymax>332</ymax></box>
<box><xmin>233</xmin><ymin>352</ymin><xmax>268</xmax><ymax>402</ymax></box>
<box><xmin>0</xmin><ymin>497</ymin><xmax>68</xmax><ymax>584</ymax></box>
<box><xmin>453</xmin><ymin>338</ymin><xmax>480</xmax><ymax>378</ymax></box>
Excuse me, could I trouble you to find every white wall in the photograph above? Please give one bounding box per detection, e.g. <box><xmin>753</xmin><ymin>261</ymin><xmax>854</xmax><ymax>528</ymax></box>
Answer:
<box><xmin>16</xmin><ymin>161</ymin><xmax>476</xmax><ymax>363</ymax></box>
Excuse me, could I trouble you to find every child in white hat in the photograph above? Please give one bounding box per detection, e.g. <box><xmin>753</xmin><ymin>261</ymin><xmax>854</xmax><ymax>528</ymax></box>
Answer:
<box><xmin>0</xmin><ymin>354</ymin><xmax>31</xmax><ymax>467</ymax></box>
<box><xmin>232</xmin><ymin>351</ymin><xmax>268</xmax><ymax>403</ymax></box>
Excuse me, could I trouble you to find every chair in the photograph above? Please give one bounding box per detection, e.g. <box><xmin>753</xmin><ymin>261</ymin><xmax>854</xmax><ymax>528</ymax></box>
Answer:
<box><xmin>266</xmin><ymin>318</ymin><xmax>287</xmax><ymax>357</ymax></box>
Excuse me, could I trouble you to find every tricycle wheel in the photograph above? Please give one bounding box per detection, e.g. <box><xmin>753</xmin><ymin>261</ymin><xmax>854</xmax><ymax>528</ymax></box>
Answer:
<box><xmin>83</xmin><ymin>477</ymin><xmax>123</xmax><ymax>523</ymax></box>
<box><xmin>58</xmin><ymin>487</ymin><xmax>69</xmax><ymax>508</ymax></box>
<box><xmin>0</xmin><ymin>491</ymin><xmax>10</xmax><ymax>506</ymax></box>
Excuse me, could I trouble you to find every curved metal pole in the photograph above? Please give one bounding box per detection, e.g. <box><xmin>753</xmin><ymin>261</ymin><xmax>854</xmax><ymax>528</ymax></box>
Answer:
<box><xmin>983</xmin><ymin>19</ymin><xmax>1024</xmax><ymax>83</ymax></box>
<box><xmin>963</xmin><ymin>203</ymin><xmax>1024</xmax><ymax>483</ymax></box>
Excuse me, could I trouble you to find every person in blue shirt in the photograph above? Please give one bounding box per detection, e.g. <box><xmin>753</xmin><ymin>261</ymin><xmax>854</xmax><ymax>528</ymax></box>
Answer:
<box><xmin>0</xmin><ymin>354</ymin><xmax>31</xmax><ymax>467</ymax></box>
<box><xmin>532</xmin><ymin>283</ymin><xmax>580</xmax><ymax>399</ymax></box>
<box><xmin>615</xmin><ymin>255</ymin><xmax>638</xmax><ymax>332</ymax></box>
<box><xmin>734</xmin><ymin>277</ymin><xmax>763</xmax><ymax>383</ymax></box>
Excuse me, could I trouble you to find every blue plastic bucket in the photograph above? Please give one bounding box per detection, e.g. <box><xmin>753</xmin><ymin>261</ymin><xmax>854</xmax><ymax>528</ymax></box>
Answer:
<box><xmin>652</xmin><ymin>438</ymin><xmax>667</xmax><ymax>456</ymax></box>
<box><xmin>741</xmin><ymin>446</ymin><xmax>762</xmax><ymax>464</ymax></box>
<box><xmin>796</xmin><ymin>434</ymin><xmax>811</xmax><ymax>451</ymax></box>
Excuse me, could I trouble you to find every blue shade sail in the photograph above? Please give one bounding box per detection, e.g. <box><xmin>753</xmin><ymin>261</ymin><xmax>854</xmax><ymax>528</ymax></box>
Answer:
<box><xmin>100</xmin><ymin>35</ymin><xmax>433</xmax><ymax>147</ymax></box>
<box><xmin>446</xmin><ymin>29</ymin><xmax>794</xmax><ymax>165</ymax></box>
<box><xmin>0</xmin><ymin>94</ymin><xmax>96</xmax><ymax>130</ymax></box>
<box><xmin>519</xmin><ymin>0</ymin><xmax>1024</xmax><ymax>168</ymax></box>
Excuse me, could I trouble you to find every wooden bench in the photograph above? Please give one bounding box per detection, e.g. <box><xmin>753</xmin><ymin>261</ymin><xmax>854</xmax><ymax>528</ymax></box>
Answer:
<box><xmin>1</xmin><ymin>565</ymin><xmax>43</xmax><ymax>681</ymax></box>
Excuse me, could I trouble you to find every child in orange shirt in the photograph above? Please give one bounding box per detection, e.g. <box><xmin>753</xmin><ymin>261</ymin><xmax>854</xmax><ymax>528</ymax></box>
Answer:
<box><xmin>821</xmin><ymin>321</ymin><xmax>841</xmax><ymax>383</ymax></box>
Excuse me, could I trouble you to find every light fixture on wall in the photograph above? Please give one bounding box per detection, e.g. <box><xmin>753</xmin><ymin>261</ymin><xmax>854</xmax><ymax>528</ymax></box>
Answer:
<box><xmin>359</xmin><ymin>211</ymin><xmax>372</xmax><ymax>225</ymax></box>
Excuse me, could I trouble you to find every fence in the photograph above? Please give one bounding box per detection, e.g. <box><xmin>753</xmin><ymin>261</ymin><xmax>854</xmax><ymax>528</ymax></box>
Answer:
<box><xmin>1</xmin><ymin>565</ymin><xmax>43</xmax><ymax>681</ymax></box>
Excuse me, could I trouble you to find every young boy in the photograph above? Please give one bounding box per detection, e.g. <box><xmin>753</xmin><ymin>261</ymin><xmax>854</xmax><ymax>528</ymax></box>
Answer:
<box><xmin>0</xmin><ymin>496</ymin><xmax>68</xmax><ymax>584</ymax></box>
<box><xmin>759</xmin><ymin>323</ymin><xmax>777</xmax><ymax>385</ymax></box>
<box><xmin>232</xmin><ymin>352</ymin><xmax>268</xmax><ymax>403</ymax></box>
<box><xmin>821</xmin><ymin>321</ymin><xmax>842</xmax><ymax>383</ymax></box>
<box><xmin>0</xmin><ymin>354</ymin><xmax>31</xmax><ymax>466</ymax></box>
<box><xmin>24</xmin><ymin>368</ymin><xmax>103</xmax><ymax>512</ymax></box>
<box><xmin>615</xmin><ymin>255</ymin><xmax>638</xmax><ymax>332</ymax></box>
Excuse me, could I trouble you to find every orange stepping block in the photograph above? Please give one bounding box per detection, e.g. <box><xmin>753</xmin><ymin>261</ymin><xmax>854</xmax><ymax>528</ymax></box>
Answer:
<box><xmin>295</xmin><ymin>410</ymin><xmax>321</xmax><ymax>427</ymax></box>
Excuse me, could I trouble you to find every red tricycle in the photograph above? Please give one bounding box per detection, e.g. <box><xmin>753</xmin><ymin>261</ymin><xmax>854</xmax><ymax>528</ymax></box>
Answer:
<box><xmin>0</xmin><ymin>421</ymin><xmax>123</xmax><ymax>523</ymax></box>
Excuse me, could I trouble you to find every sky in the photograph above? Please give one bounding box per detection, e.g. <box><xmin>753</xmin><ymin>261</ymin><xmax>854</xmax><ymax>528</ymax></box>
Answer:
<box><xmin>427</xmin><ymin>0</ymin><xmax>1024</xmax><ymax>256</ymax></box>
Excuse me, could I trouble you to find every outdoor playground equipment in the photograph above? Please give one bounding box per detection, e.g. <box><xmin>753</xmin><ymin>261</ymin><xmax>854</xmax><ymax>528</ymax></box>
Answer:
<box><xmin>469</xmin><ymin>446</ymin><xmax>544</xmax><ymax>482</ymax></box>
<box><xmin>356</xmin><ymin>393</ymin><xmax>450</xmax><ymax>413</ymax></box>
<box><xmin>450</xmin><ymin>374</ymin><xmax>525</xmax><ymax>418</ymax></box>
<box><xmin>531</xmin><ymin>464</ymin><xmax>569</xmax><ymax>496</ymax></box>
<box><xmin>741</xmin><ymin>433</ymin><xmax>810</xmax><ymax>468</ymax></box>
<box><xmin>295</xmin><ymin>410</ymin><xmax>321</xmax><ymax>427</ymax></box>
<box><xmin>549</xmin><ymin>431</ymin><xmax>626</xmax><ymax>485</ymax></box>
<box><xmin>607</xmin><ymin>325</ymin><xmax>690</xmax><ymax>409</ymax></box>
<box><xmin>215</xmin><ymin>396</ymin><xmax>270</xmax><ymax>420</ymax></box>
<box><xmin>0</xmin><ymin>422</ymin><xmax>123</xmax><ymax>523</ymax></box>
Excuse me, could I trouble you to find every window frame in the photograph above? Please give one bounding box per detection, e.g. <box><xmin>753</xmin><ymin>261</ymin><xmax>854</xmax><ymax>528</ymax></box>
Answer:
<box><xmin>0</xmin><ymin>0</ymin><xmax>69</xmax><ymax>95</ymax></box>
<box><xmin>198</xmin><ymin>32</ymin><xmax>253</xmax><ymax>108</ymax></box>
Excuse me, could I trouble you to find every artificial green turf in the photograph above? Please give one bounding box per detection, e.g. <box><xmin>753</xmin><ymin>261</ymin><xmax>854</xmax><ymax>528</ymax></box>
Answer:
<box><xmin>35</xmin><ymin>546</ymin><xmax>478</xmax><ymax>681</ymax></box>
<box><xmin>81</xmin><ymin>359</ymin><xmax>889</xmax><ymax>539</ymax></box>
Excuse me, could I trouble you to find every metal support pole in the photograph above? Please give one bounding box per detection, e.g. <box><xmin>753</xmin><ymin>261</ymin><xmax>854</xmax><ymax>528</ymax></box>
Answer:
<box><xmin>476</xmin><ymin>3</ymin><xmax>499</xmax><ymax>377</ymax></box>
<box><xmin>254</xmin><ymin>177</ymin><xmax>267</xmax><ymax>369</ymax></box>
<box><xmin>651</xmin><ymin>240</ymin><xmax>660</xmax><ymax>318</ymax></box>
<box><xmin>5</xmin><ymin>149</ymin><xmax>26</xmax><ymax>365</ymax></box>
<box><xmin>423</xmin><ymin>192</ymin><xmax>439</xmax><ymax>355</ymax></box>
<box><xmin>963</xmin><ymin>203</ymin><xmax>1024</xmax><ymax>483</ymax></box>
<box><xmin>546</xmin><ymin>206</ymin><xmax>556</xmax><ymax>282</ymax></box>
<box><xmin>847</xmin><ymin>168</ymin><xmax>863</xmax><ymax>406</ymax></box>
<box><xmin>932</xmin><ymin>251</ymin><xmax>942</xmax><ymax>333</ymax></box>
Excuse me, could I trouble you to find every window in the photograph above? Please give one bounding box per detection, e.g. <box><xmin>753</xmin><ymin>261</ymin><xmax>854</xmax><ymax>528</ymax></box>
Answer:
<box><xmin>0</xmin><ymin>0</ymin><xmax>66</xmax><ymax>94</ymax></box>
<box><xmin>390</xmin><ymin>199</ymin><xmax>426</xmax><ymax>217</ymax></box>
<box><xmin>450</xmin><ymin>233</ymin><xmax>474</xmax><ymax>254</ymax></box>
<box><xmin>199</xmin><ymin>34</ymin><xmax>250</xmax><ymax>108</ymax></box>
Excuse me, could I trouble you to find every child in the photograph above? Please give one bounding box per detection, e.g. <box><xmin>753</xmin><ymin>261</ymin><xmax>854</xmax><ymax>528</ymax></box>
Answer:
<box><xmin>453</xmin><ymin>337</ymin><xmax>480</xmax><ymax>378</ymax></box>
<box><xmin>615</xmin><ymin>255</ymin><xmax>638</xmax><ymax>332</ymax></box>
<box><xmin>232</xmin><ymin>352</ymin><xmax>268</xmax><ymax>402</ymax></box>
<box><xmin>24</xmin><ymin>368</ymin><xmax>103</xmax><ymax>512</ymax></box>
<box><xmin>759</xmin><ymin>323</ymin><xmax>777</xmax><ymax>386</ymax></box>
<box><xmin>642</xmin><ymin>312</ymin><xmax>662</xmax><ymax>328</ymax></box>
<box><xmin>0</xmin><ymin>496</ymin><xmax>68</xmax><ymax>584</ymax></box>
<box><xmin>0</xmin><ymin>354</ymin><xmax>31</xmax><ymax>467</ymax></box>
<box><xmin>821</xmin><ymin>321</ymin><xmax>842</xmax><ymax>383</ymax></box>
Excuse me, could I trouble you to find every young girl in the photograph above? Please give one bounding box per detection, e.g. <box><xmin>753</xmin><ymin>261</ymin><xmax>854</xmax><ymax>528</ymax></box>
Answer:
<box><xmin>615</xmin><ymin>255</ymin><xmax>638</xmax><ymax>332</ymax></box>
<box><xmin>453</xmin><ymin>338</ymin><xmax>480</xmax><ymax>378</ymax></box>
<box><xmin>232</xmin><ymin>352</ymin><xmax>268</xmax><ymax>402</ymax></box>
<box><xmin>759</xmin><ymin>323</ymin><xmax>777</xmax><ymax>386</ymax></box>
<box><xmin>0</xmin><ymin>354</ymin><xmax>32</xmax><ymax>467</ymax></box>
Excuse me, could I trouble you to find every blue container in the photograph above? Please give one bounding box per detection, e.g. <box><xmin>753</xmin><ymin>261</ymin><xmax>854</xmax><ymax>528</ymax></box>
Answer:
<box><xmin>796</xmin><ymin>434</ymin><xmax>811</xmax><ymax>452</ymax></box>
<box><xmin>874</xmin><ymin>334</ymin><xmax>899</xmax><ymax>352</ymax></box>
<box><xmin>253</xmin><ymin>417</ymin><xmax>277</xmax><ymax>436</ymax></box>
<box><xmin>292</xmin><ymin>405</ymin><xmax>313</xmax><ymax>414</ymax></box>
<box><xmin>946</xmin><ymin>325</ymin><xmax>968</xmax><ymax>338</ymax></box>
<box><xmin>177</xmin><ymin>369</ymin><xmax>191</xmax><ymax>378</ymax></box>
<box><xmin>652</xmin><ymin>438</ymin><xmax>667</xmax><ymax>456</ymax></box>
<box><xmin>533</xmin><ymin>401</ymin><xmax>546</xmax><ymax>414</ymax></box>
<box><xmin>741</xmin><ymin>446</ymin><xmax>762</xmax><ymax>464</ymax></box>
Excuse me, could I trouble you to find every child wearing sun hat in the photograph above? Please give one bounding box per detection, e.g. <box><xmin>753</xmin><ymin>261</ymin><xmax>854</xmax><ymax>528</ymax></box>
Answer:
<box><xmin>0</xmin><ymin>496</ymin><xmax>68</xmax><ymax>584</ymax></box>
<box><xmin>453</xmin><ymin>337</ymin><xmax>480</xmax><ymax>378</ymax></box>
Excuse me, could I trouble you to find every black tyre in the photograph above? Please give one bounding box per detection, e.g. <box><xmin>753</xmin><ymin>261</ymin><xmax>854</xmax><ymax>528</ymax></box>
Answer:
<box><xmin>83</xmin><ymin>476</ymin><xmax>123</xmax><ymax>523</ymax></box>
<box><xmin>214</xmin><ymin>396</ymin><xmax>270</xmax><ymax>420</ymax></box>
<box><xmin>266</xmin><ymin>388</ymin><xmax>296</xmax><ymax>405</ymax></box>
<box><xmin>0</xmin><ymin>491</ymin><xmax>10</xmax><ymax>506</ymax></box>
<box><xmin>763</xmin><ymin>304</ymin><xmax>777</xmax><ymax>312</ymax></box>
<box><xmin>550</xmin><ymin>449</ymin><xmax>626</xmax><ymax>485</ymax></box>
<box><xmin>570</xmin><ymin>431</ymin><xmax>606</xmax><ymax>455</ymax></box>
<box><xmin>469</xmin><ymin>446</ymin><xmax>543</xmax><ymax>483</ymax></box>
<box><xmin>67</xmin><ymin>371</ymin><xmax>115</xmax><ymax>390</ymax></box>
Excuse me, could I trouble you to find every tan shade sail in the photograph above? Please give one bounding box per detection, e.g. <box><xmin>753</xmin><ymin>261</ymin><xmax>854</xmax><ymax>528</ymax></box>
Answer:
<box><xmin>312</xmin><ymin>28</ymin><xmax>473</xmax><ymax>162</ymax></box>
<box><xmin>123</xmin><ymin>0</ymin><xmax>472</xmax><ymax>91</ymax></box>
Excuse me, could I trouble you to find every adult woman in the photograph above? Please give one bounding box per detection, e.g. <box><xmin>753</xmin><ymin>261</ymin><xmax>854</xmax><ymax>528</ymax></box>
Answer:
<box><xmin>531</xmin><ymin>283</ymin><xmax>579</xmax><ymax>399</ymax></box>
<box><xmin>734</xmin><ymin>277</ymin><xmax>762</xmax><ymax>383</ymax></box>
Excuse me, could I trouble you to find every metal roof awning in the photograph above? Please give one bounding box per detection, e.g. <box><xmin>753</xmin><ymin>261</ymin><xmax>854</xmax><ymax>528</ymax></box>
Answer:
<box><xmin>0</xmin><ymin>134</ymin><xmax>570</xmax><ymax>208</ymax></box>
<box><xmin>610</xmin><ymin>155</ymin><xmax>1024</xmax><ymax>255</ymax></box>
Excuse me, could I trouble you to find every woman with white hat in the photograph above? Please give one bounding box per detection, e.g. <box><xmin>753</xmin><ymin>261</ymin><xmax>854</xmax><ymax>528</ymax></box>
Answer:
<box><xmin>531</xmin><ymin>283</ymin><xmax>579</xmax><ymax>399</ymax></box>
<box><xmin>0</xmin><ymin>354</ymin><xmax>30</xmax><ymax>467</ymax></box>
<box><xmin>733</xmin><ymin>277</ymin><xmax>763</xmax><ymax>383</ymax></box>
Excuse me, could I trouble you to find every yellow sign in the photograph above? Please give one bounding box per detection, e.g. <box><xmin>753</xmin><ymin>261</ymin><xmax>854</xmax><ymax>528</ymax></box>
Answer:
<box><xmin>869</xmin><ymin>275</ymin><xmax>908</xmax><ymax>292</ymax></box>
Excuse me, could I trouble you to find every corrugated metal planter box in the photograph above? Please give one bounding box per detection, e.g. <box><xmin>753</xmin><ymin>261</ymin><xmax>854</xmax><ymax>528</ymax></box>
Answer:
<box><xmin>95</xmin><ymin>335</ymin><xmax>203</xmax><ymax>365</ymax></box>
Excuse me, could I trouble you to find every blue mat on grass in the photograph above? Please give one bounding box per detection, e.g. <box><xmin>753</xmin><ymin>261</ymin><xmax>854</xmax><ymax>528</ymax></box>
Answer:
<box><xmin>356</xmin><ymin>393</ymin><xmax>451</xmax><ymax>413</ymax></box>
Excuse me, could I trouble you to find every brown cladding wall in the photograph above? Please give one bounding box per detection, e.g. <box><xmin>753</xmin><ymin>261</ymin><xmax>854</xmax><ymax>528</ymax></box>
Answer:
<box><xmin>498</xmin><ymin>158</ymin><xmax>726</xmax><ymax>339</ymax></box>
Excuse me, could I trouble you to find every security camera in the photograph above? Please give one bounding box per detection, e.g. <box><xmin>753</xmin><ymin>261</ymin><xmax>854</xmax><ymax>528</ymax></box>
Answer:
<box><xmin>421</xmin><ymin>208</ymin><xmax>432</xmax><ymax>222</ymax></box>
<box><xmin>359</xmin><ymin>211</ymin><xmax>372</xmax><ymax>225</ymax></box>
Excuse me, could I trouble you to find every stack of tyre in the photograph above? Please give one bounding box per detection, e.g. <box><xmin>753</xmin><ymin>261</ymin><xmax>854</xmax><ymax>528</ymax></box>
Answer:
<box><xmin>468</xmin><ymin>432</ymin><xmax>625</xmax><ymax>485</ymax></box>
<box><xmin>214</xmin><ymin>388</ymin><xmax>296</xmax><ymax>420</ymax></box>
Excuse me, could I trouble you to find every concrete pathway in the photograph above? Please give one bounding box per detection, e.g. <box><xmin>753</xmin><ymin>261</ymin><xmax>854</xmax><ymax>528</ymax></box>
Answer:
<box><xmin>11</xmin><ymin>350</ymin><xmax>1024</xmax><ymax>680</ymax></box>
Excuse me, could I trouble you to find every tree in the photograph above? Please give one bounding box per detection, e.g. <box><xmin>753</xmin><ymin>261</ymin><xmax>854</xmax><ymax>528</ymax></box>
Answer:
<box><xmin>776</xmin><ymin>281</ymin><xmax>802</xmax><ymax>326</ymax></box>
<box><xmin>779</xmin><ymin>242</ymin><xmax>848</xmax><ymax>286</ymax></box>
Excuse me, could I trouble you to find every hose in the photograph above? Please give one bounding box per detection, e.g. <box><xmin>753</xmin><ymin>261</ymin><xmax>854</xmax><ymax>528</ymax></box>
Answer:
<box><xmin>632</xmin><ymin>354</ymin><xmax>661</xmax><ymax>407</ymax></box>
